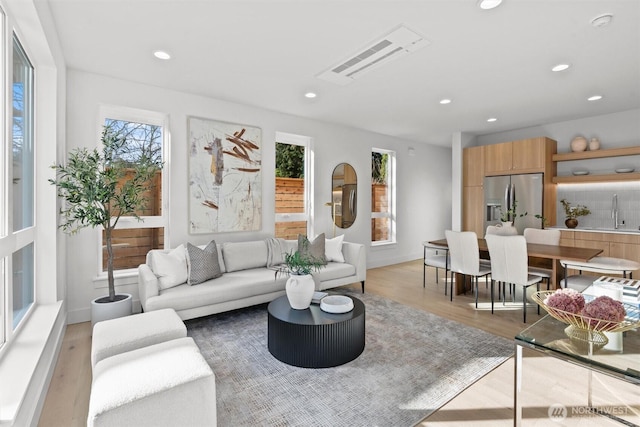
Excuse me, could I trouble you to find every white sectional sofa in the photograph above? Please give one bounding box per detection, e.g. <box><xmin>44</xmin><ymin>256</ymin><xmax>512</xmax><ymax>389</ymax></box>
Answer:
<box><xmin>137</xmin><ymin>237</ymin><xmax>366</xmax><ymax>320</ymax></box>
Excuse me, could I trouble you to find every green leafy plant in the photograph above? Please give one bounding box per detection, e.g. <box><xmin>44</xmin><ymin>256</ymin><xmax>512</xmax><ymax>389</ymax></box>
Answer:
<box><xmin>560</xmin><ymin>199</ymin><xmax>591</xmax><ymax>219</ymax></box>
<box><xmin>281</xmin><ymin>250</ymin><xmax>325</xmax><ymax>276</ymax></box>
<box><xmin>499</xmin><ymin>199</ymin><xmax>528</xmax><ymax>223</ymax></box>
<box><xmin>277</xmin><ymin>239</ymin><xmax>325</xmax><ymax>276</ymax></box>
<box><xmin>534</xmin><ymin>214</ymin><xmax>548</xmax><ymax>228</ymax></box>
<box><xmin>49</xmin><ymin>123</ymin><xmax>163</xmax><ymax>302</ymax></box>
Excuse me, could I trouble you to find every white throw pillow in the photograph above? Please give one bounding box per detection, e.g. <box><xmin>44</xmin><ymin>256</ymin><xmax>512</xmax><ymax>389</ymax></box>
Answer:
<box><xmin>152</xmin><ymin>245</ymin><xmax>188</xmax><ymax>290</ymax></box>
<box><xmin>325</xmin><ymin>235</ymin><xmax>345</xmax><ymax>263</ymax></box>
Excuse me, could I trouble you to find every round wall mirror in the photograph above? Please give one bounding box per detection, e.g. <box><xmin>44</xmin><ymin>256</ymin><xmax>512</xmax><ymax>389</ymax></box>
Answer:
<box><xmin>331</xmin><ymin>163</ymin><xmax>357</xmax><ymax>229</ymax></box>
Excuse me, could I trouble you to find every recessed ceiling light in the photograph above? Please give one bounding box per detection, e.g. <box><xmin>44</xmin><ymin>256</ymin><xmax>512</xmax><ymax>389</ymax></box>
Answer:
<box><xmin>591</xmin><ymin>13</ymin><xmax>613</xmax><ymax>28</ymax></box>
<box><xmin>487</xmin><ymin>117</ymin><xmax>498</xmax><ymax>122</ymax></box>
<box><xmin>477</xmin><ymin>0</ymin><xmax>503</xmax><ymax>10</ymax></box>
<box><xmin>304</xmin><ymin>92</ymin><xmax>317</xmax><ymax>99</ymax></box>
<box><xmin>153</xmin><ymin>50</ymin><xmax>171</xmax><ymax>60</ymax></box>
<box><xmin>552</xmin><ymin>63</ymin><xmax>570</xmax><ymax>72</ymax></box>
<box><xmin>587</xmin><ymin>95</ymin><xmax>603</xmax><ymax>101</ymax></box>
<box><xmin>439</xmin><ymin>99</ymin><xmax>452</xmax><ymax>105</ymax></box>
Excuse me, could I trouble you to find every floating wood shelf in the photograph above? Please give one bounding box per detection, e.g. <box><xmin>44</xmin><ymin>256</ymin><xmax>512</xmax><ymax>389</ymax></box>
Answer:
<box><xmin>553</xmin><ymin>172</ymin><xmax>640</xmax><ymax>184</ymax></box>
<box><xmin>552</xmin><ymin>146</ymin><xmax>640</xmax><ymax>162</ymax></box>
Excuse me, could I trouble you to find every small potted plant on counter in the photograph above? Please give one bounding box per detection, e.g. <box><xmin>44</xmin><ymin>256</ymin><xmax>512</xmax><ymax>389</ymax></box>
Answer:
<box><xmin>561</xmin><ymin>199</ymin><xmax>591</xmax><ymax>229</ymax></box>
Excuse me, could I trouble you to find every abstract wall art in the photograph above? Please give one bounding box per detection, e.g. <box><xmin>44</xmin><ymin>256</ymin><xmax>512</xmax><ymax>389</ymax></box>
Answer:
<box><xmin>188</xmin><ymin>117</ymin><xmax>262</xmax><ymax>234</ymax></box>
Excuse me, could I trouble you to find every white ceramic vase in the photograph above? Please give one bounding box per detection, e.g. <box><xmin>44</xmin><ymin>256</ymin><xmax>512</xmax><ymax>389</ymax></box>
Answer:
<box><xmin>498</xmin><ymin>222</ymin><xmax>518</xmax><ymax>235</ymax></box>
<box><xmin>285</xmin><ymin>274</ymin><xmax>315</xmax><ymax>310</ymax></box>
<box><xmin>570</xmin><ymin>136</ymin><xmax>587</xmax><ymax>152</ymax></box>
<box><xmin>91</xmin><ymin>293</ymin><xmax>133</xmax><ymax>328</ymax></box>
<box><xmin>589</xmin><ymin>137</ymin><xmax>600</xmax><ymax>151</ymax></box>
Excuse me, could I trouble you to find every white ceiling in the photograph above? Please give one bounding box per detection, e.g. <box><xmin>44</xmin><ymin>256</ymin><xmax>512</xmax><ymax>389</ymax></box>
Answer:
<box><xmin>45</xmin><ymin>0</ymin><xmax>640</xmax><ymax>147</ymax></box>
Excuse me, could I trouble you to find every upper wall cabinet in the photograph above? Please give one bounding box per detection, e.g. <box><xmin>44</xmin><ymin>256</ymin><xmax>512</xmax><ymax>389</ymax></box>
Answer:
<box><xmin>463</xmin><ymin>145</ymin><xmax>484</xmax><ymax>187</ymax></box>
<box><xmin>484</xmin><ymin>137</ymin><xmax>556</xmax><ymax>176</ymax></box>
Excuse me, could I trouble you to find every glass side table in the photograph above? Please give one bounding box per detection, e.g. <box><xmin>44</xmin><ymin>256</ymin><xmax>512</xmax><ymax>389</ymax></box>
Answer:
<box><xmin>514</xmin><ymin>315</ymin><xmax>640</xmax><ymax>426</ymax></box>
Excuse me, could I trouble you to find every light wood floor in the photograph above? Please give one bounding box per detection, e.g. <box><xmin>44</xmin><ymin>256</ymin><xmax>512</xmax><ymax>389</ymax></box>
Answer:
<box><xmin>38</xmin><ymin>260</ymin><xmax>639</xmax><ymax>426</ymax></box>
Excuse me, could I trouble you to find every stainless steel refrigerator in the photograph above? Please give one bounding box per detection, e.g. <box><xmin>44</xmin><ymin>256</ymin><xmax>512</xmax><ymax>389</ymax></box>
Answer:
<box><xmin>483</xmin><ymin>173</ymin><xmax>543</xmax><ymax>235</ymax></box>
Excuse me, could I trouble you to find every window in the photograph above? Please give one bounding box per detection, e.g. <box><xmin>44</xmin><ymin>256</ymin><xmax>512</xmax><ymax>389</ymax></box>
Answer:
<box><xmin>1</xmin><ymin>31</ymin><xmax>36</xmax><ymax>347</ymax></box>
<box><xmin>274</xmin><ymin>132</ymin><xmax>312</xmax><ymax>239</ymax></box>
<box><xmin>98</xmin><ymin>108</ymin><xmax>168</xmax><ymax>273</ymax></box>
<box><xmin>371</xmin><ymin>148</ymin><xmax>395</xmax><ymax>244</ymax></box>
<box><xmin>12</xmin><ymin>37</ymin><xmax>34</xmax><ymax>232</ymax></box>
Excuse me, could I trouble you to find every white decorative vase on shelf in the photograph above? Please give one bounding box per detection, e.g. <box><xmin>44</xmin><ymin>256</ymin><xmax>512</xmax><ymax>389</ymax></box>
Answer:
<box><xmin>285</xmin><ymin>274</ymin><xmax>315</xmax><ymax>310</ymax></box>
<box><xmin>589</xmin><ymin>138</ymin><xmax>600</xmax><ymax>151</ymax></box>
<box><xmin>571</xmin><ymin>136</ymin><xmax>588</xmax><ymax>152</ymax></box>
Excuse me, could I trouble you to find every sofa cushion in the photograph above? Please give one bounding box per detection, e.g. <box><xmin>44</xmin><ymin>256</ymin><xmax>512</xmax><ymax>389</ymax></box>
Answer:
<box><xmin>265</xmin><ymin>237</ymin><xmax>287</xmax><ymax>267</ymax></box>
<box><xmin>148</xmin><ymin>268</ymin><xmax>286</xmax><ymax>312</ymax></box>
<box><xmin>325</xmin><ymin>235</ymin><xmax>345</xmax><ymax>263</ymax></box>
<box><xmin>298</xmin><ymin>233</ymin><xmax>327</xmax><ymax>264</ymax></box>
<box><xmin>186</xmin><ymin>241</ymin><xmax>222</xmax><ymax>285</ymax></box>
<box><xmin>222</xmin><ymin>240</ymin><xmax>268</xmax><ymax>272</ymax></box>
<box><xmin>315</xmin><ymin>262</ymin><xmax>356</xmax><ymax>282</ymax></box>
<box><xmin>151</xmin><ymin>245</ymin><xmax>188</xmax><ymax>290</ymax></box>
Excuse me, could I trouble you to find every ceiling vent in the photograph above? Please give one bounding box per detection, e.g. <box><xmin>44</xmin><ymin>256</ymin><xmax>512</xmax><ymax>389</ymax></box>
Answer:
<box><xmin>317</xmin><ymin>25</ymin><xmax>430</xmax><ymax>85</ymax></box>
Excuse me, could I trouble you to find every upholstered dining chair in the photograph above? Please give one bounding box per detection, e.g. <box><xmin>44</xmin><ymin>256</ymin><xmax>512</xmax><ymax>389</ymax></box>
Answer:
<box><xmin>422</xmin><ymin>242</ymin><xmax>449</xmax><ymax>290</ymax></box>
<box><xmin>485</xmin><ymin>234</ymin><xmax>542</xmax><ymax>323</ymax></box>
<box><xmin>445</xmin><ymin>230</ymin><xmax>491</xmax><ymax>307</ymax></box>
<box><xmin>523</xmin><ymin>228</ymin><xmax>561</xmax><ymax>290</ymax></box>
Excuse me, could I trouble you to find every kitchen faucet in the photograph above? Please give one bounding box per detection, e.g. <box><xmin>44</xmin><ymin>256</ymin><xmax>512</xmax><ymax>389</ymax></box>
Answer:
<box><xmin>612</xmin><ymin>193</ymin><xmax>619</xmax><ymax>229</ymax></box>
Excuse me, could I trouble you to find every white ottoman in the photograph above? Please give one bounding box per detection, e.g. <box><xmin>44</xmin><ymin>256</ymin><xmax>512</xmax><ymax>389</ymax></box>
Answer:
<box><xmin>88</xmin><ymin>337</ymin><xmax>217</xmax><ymax>427</ymax></box>
<box><xmin>91</xmin><ymin>308</ymin><xmax>186</xmax><ymax>368</ymax></box>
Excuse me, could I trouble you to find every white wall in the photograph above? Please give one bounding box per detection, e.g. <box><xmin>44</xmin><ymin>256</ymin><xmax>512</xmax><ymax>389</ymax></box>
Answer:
<box><xmin>65</xmin><ymin>70</ymin><xmax>452</xmax><ymax>323</ymax></box>
<box><xmin>476</xmin><ymin>109</ymin><xmax>640</xmax><ymax>176</ymax></box>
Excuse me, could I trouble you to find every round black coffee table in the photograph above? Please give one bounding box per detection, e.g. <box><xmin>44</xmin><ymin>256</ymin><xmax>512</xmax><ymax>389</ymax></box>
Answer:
<box><xmin>267</xmin><ymin>295</ymin><xmax>365</xmax><ymax>368</ymax></box>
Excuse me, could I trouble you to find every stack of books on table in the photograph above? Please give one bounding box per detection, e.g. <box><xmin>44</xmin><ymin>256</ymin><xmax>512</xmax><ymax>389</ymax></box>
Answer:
<box><xmin>311</xmin><ymin>291</ymin><xmax>328</xmax><ymax>304</ymax></box>
<box><xmin>593</xmin><ymin>276</ymin><xmax>640</xmax><ymax>306</ymax></box>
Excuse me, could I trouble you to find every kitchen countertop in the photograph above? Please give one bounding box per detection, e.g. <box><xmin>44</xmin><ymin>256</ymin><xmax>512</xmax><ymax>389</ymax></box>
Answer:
<box><xmin>549</xmin><ymin>226</ymin><xmax>640</xmax><ymax>234</ymax></box>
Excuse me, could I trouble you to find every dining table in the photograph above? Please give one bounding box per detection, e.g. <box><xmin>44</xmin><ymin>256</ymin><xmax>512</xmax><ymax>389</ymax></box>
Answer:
<box><xmin>428</xmin><ymin>238</ymin><xmax>603</xmax><ymax>293</ymax></box>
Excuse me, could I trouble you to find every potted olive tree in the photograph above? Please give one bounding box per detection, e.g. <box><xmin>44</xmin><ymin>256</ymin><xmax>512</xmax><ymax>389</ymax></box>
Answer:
<box><xmin>50</xmin><ymin>123</ymin><xmax>162</xmax><ymax>325</ymax></box>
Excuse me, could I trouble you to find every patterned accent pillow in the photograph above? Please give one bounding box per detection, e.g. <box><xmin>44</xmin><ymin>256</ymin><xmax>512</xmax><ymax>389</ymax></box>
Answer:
<box><xmin>186</xmin><ymin>241</ymin><xmax>222</xmax><ymax>285</ymax></box>
<box><xmin>297</xmin><ymin>233</ymin><xmax>327</xmax><ymax>265</ymax></box>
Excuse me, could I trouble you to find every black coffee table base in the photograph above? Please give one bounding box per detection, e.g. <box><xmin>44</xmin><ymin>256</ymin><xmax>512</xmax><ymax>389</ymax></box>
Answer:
<box><xmin>267</xmin><ymin>296</ymin><xmax>365</xmax><ymax>368</ymax></box>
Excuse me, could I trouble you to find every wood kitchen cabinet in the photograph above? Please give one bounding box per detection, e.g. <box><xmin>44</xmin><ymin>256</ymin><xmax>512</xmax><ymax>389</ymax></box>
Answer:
<box><xmin>463</xmin><ymin>186</ymin><xmax>484</xmax><ymax>236</ymax></box>
<box><xmin>462</xmin><ymin>146</ymin><xmax>484</xmax><ymax>235</ymax></box>
<box><xmin>484</xmin><ymin>137</ymin><xmax>556</xmax><ymax>176</ymax></box>
<box><xmin>463</xmin><ymin>146</ymin><xmax>484</xmax><ymax>187</ymax></box>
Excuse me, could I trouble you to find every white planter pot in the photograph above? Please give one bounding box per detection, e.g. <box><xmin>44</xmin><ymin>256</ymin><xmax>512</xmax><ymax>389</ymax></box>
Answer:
<box><xmin>91</xmin><ymin>293</ymin><xmax>133</xmax><ymax>328</ymax></box>
<box><xmin>285</xmin><ymin>274</ymin><xmax>315</xmax><ymax>310</ymax></box>
<box><xmin>497</xmin><ymin>222</ymin><xmax>518</xmax><ymax>235</ymax></box>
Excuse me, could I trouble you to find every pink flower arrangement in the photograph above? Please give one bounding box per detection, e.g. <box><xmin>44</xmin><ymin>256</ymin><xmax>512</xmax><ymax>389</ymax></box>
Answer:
<box><xmin>581</xmin><ymin>295</ymin><xmax>626</xmax><ymax>328</ymax></box>
<box><xmin>544</xmin><ymin>288</ymin><xmax>585</xmax><ymax>314</ymax></box>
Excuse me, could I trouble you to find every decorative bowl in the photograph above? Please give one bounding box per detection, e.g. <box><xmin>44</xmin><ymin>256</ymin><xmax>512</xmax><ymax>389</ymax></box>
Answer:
<box><xmin>320</xmin><ymin>295</ymin><xmax>354</xmax><ymax>314</ymax></box>
<box><xmin>532</xmin><ymin>291</ymin><xmax>640</xmax><ymax>344</ymax></box>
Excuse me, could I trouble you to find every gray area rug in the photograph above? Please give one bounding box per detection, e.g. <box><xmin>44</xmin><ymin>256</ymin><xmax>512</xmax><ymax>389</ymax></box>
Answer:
<box><xmin>186</xmin><ymin>289</ymin><xmax>513</xmax><ymax>426</ymax></box>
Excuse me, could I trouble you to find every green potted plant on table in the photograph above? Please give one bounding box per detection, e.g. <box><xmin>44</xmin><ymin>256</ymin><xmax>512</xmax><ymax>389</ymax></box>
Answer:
<box><xmin>560</xmin><ymin>199</ymin><xmax>591</xmax><ymax>229</ymax></box>
<box><xmin>50</xmin><ymin>123</ymin><xmax>163</xmax><ymax>326</ymax></box>
<box><xmin>498</xmin><ymin>199</ymin><xmax>527</xmax><ymax>233</ymax></box>
<box><xmin>278</xmin><ymin>239</ymin><xmax>325</xmax><ymax>310</ymax></box>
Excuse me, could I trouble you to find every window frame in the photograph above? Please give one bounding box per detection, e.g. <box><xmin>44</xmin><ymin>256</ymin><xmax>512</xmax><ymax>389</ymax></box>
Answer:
<box><xmin>274</xmin><ymin>132</ymin><xmax>314</xmax><ymax>236</ymax></box>
<box><xmin>371</xmin><ymin>148</ymin><xmax>396</xmax><ymax>246</ymax></box>
<box><xmin>96</xmin><ymin>105</ymin><xmax>170</xmax><ymax>277</ymax></box>
<box><xmin>1</xmin><ymin>25</ymin><xmax>38</xmax><ymax>348</ymax></box>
